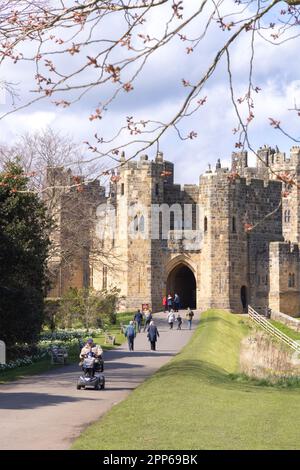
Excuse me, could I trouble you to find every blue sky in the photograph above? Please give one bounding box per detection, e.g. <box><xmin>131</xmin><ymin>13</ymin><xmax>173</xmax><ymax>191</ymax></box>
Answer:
<box><xmin>0</xmin><ymin>0</ymin><xmax>299</xmax><ymax>184</ymax></box>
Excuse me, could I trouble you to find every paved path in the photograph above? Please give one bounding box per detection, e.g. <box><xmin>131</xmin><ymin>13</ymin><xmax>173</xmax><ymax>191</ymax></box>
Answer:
<box><xmin>0</xmin><ymin>310</ymin><xmax>199</xmax><ymax>450</ymax></box>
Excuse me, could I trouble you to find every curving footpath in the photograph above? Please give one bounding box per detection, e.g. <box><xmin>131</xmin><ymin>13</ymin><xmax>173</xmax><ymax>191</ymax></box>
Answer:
<box><xmin>0</xmin><ymin>310</ymin><xmax>199</xmax><ymax>450</ymax></box>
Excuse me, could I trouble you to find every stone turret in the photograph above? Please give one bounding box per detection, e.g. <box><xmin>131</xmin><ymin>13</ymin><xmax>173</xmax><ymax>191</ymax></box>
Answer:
<box><xmin>290</xmin><ymin>146</ymin><xmax>300</xmax><ymax>164</ymax></box>
<box><xmin>156</xmin><ymin>151</ymin><xmax>164</xmax><ymax>163</ymax></box>
<box><xmin>231</xmin><ymin>150</ymin><xmax>248</xmax><ymax>175</ymax></box>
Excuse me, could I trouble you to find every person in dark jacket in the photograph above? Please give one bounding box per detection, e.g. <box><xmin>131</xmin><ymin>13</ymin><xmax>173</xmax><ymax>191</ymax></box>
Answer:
<box><xmin>147</xmin><ymin>320</ymin><xmax>159</xmax><ymax>351</ymax></box>
<box><xmin>134</xmin><ymin>309</ymin><xmax>143</xmax><ymax>333</ymax></box>
<box><xmin>174</xmin><ymin>293</ymin><xmax>180</xmax><ymax>312</ymax></box>
<box><xmin>176</xmin><ymin>313</ymin><xmax>183</xmax><ymax>330</ymax></box>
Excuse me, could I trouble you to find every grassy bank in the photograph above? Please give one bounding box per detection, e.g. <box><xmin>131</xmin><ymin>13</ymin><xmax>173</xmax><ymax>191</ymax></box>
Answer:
<box><xmin>72</xmin><ymin>310</ymin><xmax>300</xmax><ymax>450</ymax></box>
<box><xmin>270</xmin><ymin>320</ymin><xmax>300</xmax><ymax>341</ymax></box>
<box><xmin>0</xmin><ymin>312</ymin><xmax>134</xmax><ymax>384</ymax></box>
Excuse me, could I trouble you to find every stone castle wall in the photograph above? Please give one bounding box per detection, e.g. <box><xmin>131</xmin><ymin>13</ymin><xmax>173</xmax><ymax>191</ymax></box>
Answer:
<box><xmin>269</xmin><ymin>242</ymin><xmax>300</xmax><ymax>317</ymax></box>
<box><xmin>47</xmin><ymin>147</ymin><xmax>300</xmax><ymax>317</ymax></box>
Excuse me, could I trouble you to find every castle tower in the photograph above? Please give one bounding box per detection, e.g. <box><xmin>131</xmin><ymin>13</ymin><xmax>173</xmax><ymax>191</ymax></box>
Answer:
<box><xmin>199</xmin><ymin>169</ymin><xmax>283</xmax><ymax>313</ymax></box>
<box><xmin>199</xmin><ymin>171</ymin><xmax>233</xmax><ymax>310</ymax></box>
<box><xmin>231</xmin><ymin>150</ymin><xmax>248</xmax><ymax>175</ymax></box>
<box><xmin>256</xmin><ymin>145</ymin><xmax>275</xmax><ymax>180</ymax></box>
<box><xmin>266</xmin><ymin>146</ymin><xmax>300</xmax><ymax>244</ymax></box>
<box><xmin>45</xmin><ymin>167</ymin><xmax>105</xmax><ymax>297</ymax></box>
<box><xmin>92</xmin><ymin>151</ymin><xmax>176</xmax><ymax>310</ymax></box>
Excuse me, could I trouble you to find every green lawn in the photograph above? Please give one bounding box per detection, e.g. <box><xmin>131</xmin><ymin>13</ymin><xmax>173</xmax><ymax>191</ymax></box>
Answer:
<box><xmin>270</xmin><ymin>320</ymin><xmax>300</xmax><ymax>341</ymax></box>
<box><xmin>72</xmin><ymin>310</ymin><xmax>300</xmax><ymax>450</ymax></box>
<box><xmin>0</xmin><ymin>311</ymin><xmax>134</xmax><ymax>384</ymax></box>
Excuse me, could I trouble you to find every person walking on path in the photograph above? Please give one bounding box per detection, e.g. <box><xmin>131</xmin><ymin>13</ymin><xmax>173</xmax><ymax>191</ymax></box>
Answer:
<box><xmin>143</xmin><ymin>309</ymin><xmax>152</xmax><ymax>332</ymax></box>
<box><xmin>147</xmin><ymin>320</ymin><xmax>160</xmax><ymax>351</ymax></box>
<box><xmin>174</xmin><ymin>293</ymin><xmax>180</xmax><ymax>312</ymax></box>
<box><xmin>125</xmin><ymin>321</ymin><xmax>136</xmax><ymax>351</ymax></box>
<box><xmin>162</xmin><ymin>295</ymin><xmax>167</xmax><ymax>313</ymax></box>
<box><xmin>176</xmin><ymin>313</ymin><xmax>183</xmax><ymax>330</ymax></box>
<box><xmin>186</xmin><ymin>307</ymin><xmax>194</xmax><ymax>330</ymax></box>
<box><xmin>134</xmin><ymin>309</ymin><xmax>143</xmax><ymax>333</ymax></box>
<box><xmin>168</xmin><ymin>310</ymin><xmax>176</xmax><ymax>329</ymax></box>
<box><xmin>167</xmin><ymin>294</ymin><xmax>173</xmax><ymax>312</ymax></box>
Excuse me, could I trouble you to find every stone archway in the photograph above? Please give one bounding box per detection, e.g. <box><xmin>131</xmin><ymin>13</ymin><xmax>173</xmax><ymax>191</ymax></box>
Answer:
<box><xmin>166</xmin><ymin>263</ymin><xmax>196</xmax><ymax>309</ymax></box>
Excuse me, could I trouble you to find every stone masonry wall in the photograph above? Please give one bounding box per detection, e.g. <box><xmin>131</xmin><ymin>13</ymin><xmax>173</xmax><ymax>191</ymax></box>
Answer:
<box><xmin>269</xmin><ymin>242</ymin><xmax>300</xmax><ymax>317</ymax></box>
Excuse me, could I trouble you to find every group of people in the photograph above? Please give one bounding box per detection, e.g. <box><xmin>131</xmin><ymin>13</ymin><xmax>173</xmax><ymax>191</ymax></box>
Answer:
<box><xmin>167</xmin><ymin>307</ymin><xmax>194</xmax><ymax>330</ymax></box>
<box><xmin>125</xmin><ymin>313</ymin><xmax>159</xmax><ymax>352</ymax></box>
<box><xmin>163</xmin><ymin>293</ymin><xmax>181</xmax><ymax>312</ymax></box>
<box><xmin>124</xmin><ymin>303</ymin><xmax>195</xmax><ymax>352</ymax></box>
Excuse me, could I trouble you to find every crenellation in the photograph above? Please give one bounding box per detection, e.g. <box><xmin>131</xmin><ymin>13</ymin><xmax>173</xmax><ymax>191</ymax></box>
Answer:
<box><xmin>47</xmin><ymin>147</ymin><xmax>300</xmax><ymax>316</ymax></box>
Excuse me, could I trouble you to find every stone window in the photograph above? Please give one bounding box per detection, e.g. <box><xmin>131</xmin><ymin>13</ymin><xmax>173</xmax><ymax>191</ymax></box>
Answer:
<box><xmin>284</xmin><ymin>209</ymin><xmax>291</xmax><ymax>223</ymax></box>
<box><xmin>155</xmin><ymin>183</ymin><xmax>159</xmax><ymax>196</ymax></box>
<box><xmin>121</xmin><ymin>183</ymin><xmax>125</xmax><ymax>195</ymax></box>
<box><xmin>134</xmin><ymin>215</ymin><xmax>139</xmax><ymax>232</ymax></box>
<box><xmin>170</xmin><ymin>212</ymin><xmax>175</xmax><ymax>231</ymax></box>
<box><xmin>288</xmin><ymin>273</ymin><xmax>295</xmax><ymax>288</ymax></box>
<box><xmin>232</xmin><ymin>216</ymin><xmax>236</xmax><ymax>233</ymax></box>
<box><xmin>204</xmin><ymin>216</ymin><xmax>208</xmax><ymax>232</ymax></box>
<box><xmin>102</xmin><ymin>266</ymin><xmax>108</xmax><ymax>289</ymax></box>
<box><xmin>159</xmin><ymin>212</ymin><xmax>163</xmax><ymax>239</ymax></box>
<box><xmin>139</xmin><ymin>215</ymin><xmax>145</xmax><ymax>233</ymax></box>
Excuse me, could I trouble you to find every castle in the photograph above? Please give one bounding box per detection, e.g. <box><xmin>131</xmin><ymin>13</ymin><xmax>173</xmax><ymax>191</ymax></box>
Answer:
<box><xmin>46</xmin><ymin>145</ymin><xmax>300</xmax><ymax>317</ymax></box>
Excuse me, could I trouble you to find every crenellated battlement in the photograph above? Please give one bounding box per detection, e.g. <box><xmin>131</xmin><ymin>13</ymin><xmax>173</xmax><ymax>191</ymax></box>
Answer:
<box><xmin>200</xmin><ymin>167</ymin><xmax>281</xmax><ymax>192</ymax></box>
<box><xmin>117</xmin><ymin>151</ymin><xmax>174</xmax><ymax>184</ymax></box>
<box><xmin>47</xmin><ymin>147</ymin><xmax>300</xmax><ymax>316</ymax></box>
<box><xmin>256</xmin><ymin>145</ymin><xmax>300</xmax><ymax>168</ymax></box>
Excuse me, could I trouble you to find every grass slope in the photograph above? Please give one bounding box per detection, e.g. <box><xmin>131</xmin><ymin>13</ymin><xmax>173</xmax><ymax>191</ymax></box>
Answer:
<box><xmin>72</xmin><ymin>310</ymin><xmax>300</xmax><ymax>450</ymax></box>
<box><xmin>270</xmin><ymin>320</ymin><xmax>300</xmax><ymax>341</ymax></box>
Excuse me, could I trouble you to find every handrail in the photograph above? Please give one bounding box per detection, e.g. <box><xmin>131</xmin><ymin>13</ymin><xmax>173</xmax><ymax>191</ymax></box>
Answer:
<box><xmin>248</xmin><ymin>305</ymin><xmax>300</xmax><ymax>353</ymax></box>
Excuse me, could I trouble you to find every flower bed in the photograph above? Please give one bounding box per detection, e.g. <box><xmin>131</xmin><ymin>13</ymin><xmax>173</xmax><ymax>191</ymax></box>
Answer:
<box><xmin>0</xmin><ymin>350</ymin><xmax>48</xmax><ymax>372</ymax></box>
<box><xmin>39</xmin><ymin>328</ymin><xmax>103</xmax><ymax>342</ymax></box>
<box><xmin>0</xmin><ymin>328</ymin><xmax>104</xmax><ymax>373</ymax></box>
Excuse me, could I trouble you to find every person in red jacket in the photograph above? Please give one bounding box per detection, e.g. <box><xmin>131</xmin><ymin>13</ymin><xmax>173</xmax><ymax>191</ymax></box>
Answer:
<box><xmin>162</xmin><ymin>295</ymin><xmax>167</xmax><ymax>312</ymax></box>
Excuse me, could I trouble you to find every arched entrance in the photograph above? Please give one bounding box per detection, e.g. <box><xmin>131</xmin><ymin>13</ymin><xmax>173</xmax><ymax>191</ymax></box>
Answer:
<box><xmin>240</xmin><ymin>286</ymin><xmax>248</xmax><ymax>312</ymax></box>
<box><xmin>166</xmin><ymin>264</ymin><xmax>196</xmax><ymax>309</ymax></box>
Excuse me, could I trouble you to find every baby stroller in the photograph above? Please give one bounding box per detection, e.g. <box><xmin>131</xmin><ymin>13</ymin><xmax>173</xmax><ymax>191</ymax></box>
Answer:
<box><xmin>77</xmin><ymin>352</ymin><xmax>105</xmax><ymax>390</ymax></box>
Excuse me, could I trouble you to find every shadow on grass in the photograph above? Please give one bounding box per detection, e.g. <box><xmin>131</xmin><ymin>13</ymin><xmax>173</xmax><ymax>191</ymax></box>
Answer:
<box><xmin>154</xmin><ymin>359</ymin><xmax>300</xmax><ymax>393</ymax></box>
<box><xmin>198</xmin><ymin>315</ymin><xmax>240</xmax><ymax>329</ymax></box>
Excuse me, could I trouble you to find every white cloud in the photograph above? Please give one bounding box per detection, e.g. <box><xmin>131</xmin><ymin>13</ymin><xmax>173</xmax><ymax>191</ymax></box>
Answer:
<box><xmin>0</xmin><ymin>0</ymin><xmax>300</xmax><ymax>185</ymax></box>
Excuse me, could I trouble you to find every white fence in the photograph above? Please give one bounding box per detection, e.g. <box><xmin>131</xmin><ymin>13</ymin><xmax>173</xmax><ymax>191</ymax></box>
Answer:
<box><xmin>248</xmin><ymin>305</ymin><xmax>300</xmax><ymax>353</ymax></box>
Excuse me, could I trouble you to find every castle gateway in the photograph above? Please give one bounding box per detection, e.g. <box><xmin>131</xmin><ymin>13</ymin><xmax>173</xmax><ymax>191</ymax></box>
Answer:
<box><xmin>47</xmin><ymin>146</ymin><xmax>300</xmax><ymax>317</ymax></box>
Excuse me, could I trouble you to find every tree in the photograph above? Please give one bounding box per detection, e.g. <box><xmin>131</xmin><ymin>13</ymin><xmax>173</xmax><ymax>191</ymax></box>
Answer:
<box><xmin>0</xmin><ymin>161</ymin><xmax>51</xmax><ymax>346</ymax></box>
<box><xmin>56</xmin><ymin>287</ymin><xmax>120</xmax><ymax>329</ymax></box>
<box><xmin>0</xmin><ymin>127</ymin><xmax>83</xmax><ymax>192</ymax></box>
<box><xmin>0</xmin><ymin>128</ymin><xmax>123</xmax><ymax>297</ymax></box>
<box><xmin>0</xmin><ymin>0</ymin><xmax>299</xmax><ymax>177</ymax></box>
